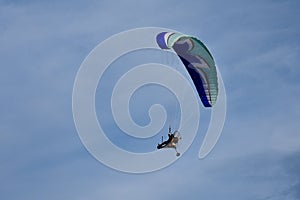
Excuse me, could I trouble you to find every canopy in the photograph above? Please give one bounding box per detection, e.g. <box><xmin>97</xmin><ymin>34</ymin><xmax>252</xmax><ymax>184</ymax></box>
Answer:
<box><xmin>156</xmin><ymin>32</ymin><xmax>218</xmax><ymax>107</ymax></box>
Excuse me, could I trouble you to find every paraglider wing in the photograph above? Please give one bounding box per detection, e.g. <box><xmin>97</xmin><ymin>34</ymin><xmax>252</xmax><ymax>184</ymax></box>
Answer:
<box><xmin>156</xmin><ymin>32</ymin><xmax>218</xmax><ymax>107</ymax></box>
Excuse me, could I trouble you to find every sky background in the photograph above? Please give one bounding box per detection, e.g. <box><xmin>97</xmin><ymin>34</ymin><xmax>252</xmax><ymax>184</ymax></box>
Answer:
<box><xmin>1</xmin><ymin>0</ymin><xmax>300</xmax><ymax>199</ymax></box>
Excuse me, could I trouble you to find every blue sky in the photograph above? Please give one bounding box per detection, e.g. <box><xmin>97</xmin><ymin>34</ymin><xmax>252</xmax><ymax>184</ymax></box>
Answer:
<box><xmin>1</xmin><ymin>0</ymin><xmax>300</xmax><ymax>199</ymax></box>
